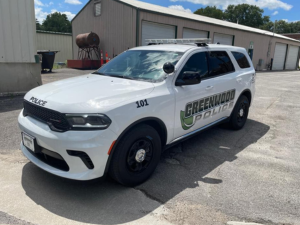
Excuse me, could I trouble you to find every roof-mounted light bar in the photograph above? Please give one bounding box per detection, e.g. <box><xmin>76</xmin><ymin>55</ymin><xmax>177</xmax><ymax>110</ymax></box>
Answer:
<box><xmin>145</xmin><ymin>38</ymin><xmax>211</xmax><ymax>45</ymax></box>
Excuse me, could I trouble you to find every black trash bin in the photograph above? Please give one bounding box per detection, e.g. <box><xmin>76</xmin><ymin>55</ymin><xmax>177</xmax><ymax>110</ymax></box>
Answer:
<box><xmin>37</xmin><ymin>50</ymin><xmax>59</xmax><ymax>72</ymax></box>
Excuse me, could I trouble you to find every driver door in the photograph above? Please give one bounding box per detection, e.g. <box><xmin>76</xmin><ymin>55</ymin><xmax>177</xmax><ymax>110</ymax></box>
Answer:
<box><xmin>173</xmin><ymin>51</ymin><xmax>218</xmax><ymax>139</ymax></box>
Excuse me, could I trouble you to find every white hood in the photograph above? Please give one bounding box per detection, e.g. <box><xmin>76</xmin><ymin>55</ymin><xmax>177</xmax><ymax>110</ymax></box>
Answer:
<box><xmin>24</xmin><ymin>74</ymin><xmax>155</xmax><ymax>113</ymax></box>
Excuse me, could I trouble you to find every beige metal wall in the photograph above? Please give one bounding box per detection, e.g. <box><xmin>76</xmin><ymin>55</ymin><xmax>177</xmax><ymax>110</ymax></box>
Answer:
<box><xmin>139</xmin><ymin>11</ymin><xmax>300</xmax><ymax>70</ymax></box>
<box><xmin>72</xmin><ymin>0</ymin><xmax>300</xmax><ymax>70</ymax></box>
<box><xmin>36</xmin><ymin>32</ymin><xmax>73</xmax><ymax>63</ymax></box>
<box><xmin>72</xmin><ymin>0</ymin><xmax>136</xmax><ymax>60</ymax></box>
<box><xmin>0</xmin><ymin>0</ymin><xmax>36</xmax><ymax>63</ymax></box>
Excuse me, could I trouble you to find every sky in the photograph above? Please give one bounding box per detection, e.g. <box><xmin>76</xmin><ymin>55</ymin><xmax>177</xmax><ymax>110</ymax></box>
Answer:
<box><xmin>35</xmin><ymin>0</ymin><xmax>299</xmax><ymax>23</ymax></box>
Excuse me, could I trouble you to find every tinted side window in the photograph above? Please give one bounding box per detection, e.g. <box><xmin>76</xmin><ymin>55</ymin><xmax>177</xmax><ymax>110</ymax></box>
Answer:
<box><xmin>177</xmin><ymin>52</ymin><xmax>208</xmax><ymax>80</ymax></box>
<box><xmin>232</xmin><ymin>52</ymin><xmax>250</xmax><ymax>69</ymax></box>
<box><xmin>208</xmin><ymin>51</ymin><xmax>235</xmax><ymax>77</ymax></box>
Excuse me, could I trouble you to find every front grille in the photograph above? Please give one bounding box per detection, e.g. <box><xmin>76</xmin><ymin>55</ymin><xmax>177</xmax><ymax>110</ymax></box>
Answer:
<box><xmin>23</xmin><ymin>101</ymin><xmax>70</xmax><ymax>132</ymax></box>
<box><xmin>25</xmin><ymin>146</ymin><xmax>70</xmax><ymax>171</ymax></box>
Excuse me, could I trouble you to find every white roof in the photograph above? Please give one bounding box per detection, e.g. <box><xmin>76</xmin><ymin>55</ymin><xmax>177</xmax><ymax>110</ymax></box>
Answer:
<box><xmin>119</xmin><ymin>0</ymin><xmax>300</xmax><ymax>43</ymax></box>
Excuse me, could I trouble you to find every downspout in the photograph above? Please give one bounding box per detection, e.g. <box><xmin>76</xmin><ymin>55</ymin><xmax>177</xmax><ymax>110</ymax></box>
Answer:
<box><xmin>136</xmin><ymin>8</ymin><xmax>140</xmax><ymax>47</ymax></box>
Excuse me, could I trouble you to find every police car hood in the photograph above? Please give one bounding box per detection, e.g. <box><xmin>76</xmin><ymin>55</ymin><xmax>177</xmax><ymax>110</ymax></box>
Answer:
<box><xmin>24</xmin><ymin>74</ymin><xmax>155</xmax><ymax>113</ymax></box>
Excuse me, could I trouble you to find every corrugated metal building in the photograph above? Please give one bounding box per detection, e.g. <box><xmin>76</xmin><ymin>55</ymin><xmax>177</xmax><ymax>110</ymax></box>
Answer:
<box><xmin>36</xmin><ymin>30</ymin><xmax>73</xmax><ymax>63</ymax></box>
<box><xmin>283</xmin><ymin>33</ymin><xmax>300</xmax><ymax>41</ymax></box>
<box><xmin>0</xmin><ymin>0</ymin><xmax>41</xmax><ymax>94</ymax></box>
<box><xmin>283</xmin><ymin>34</ymin><xmax>300</xmax><ymax>68</ymax></box>
<box><xmin>72</xmin><ymin>0</ymin><xmax>300</xmax><ymax>71</ymax></box>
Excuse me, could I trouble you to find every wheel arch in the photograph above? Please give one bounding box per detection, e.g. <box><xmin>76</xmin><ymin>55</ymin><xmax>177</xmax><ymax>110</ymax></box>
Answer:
<box><xmin>229</xmin><ymin>89</ymin><xmax>252</xmax><ymax>119</ymax></box>
<box><xmin>240</xmin><ymin>89</ymin><xmax>252</xmax><ymax>106</ymax></box>
<box><xmin>104</xmin><ymin>117</ymin><xmax>168</xmax><ymax>174</ymax></box>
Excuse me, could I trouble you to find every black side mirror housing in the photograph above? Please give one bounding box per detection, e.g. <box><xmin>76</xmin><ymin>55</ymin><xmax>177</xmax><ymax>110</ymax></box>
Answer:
<box><xmin>163</xmin><ymin>62</ymin><xmax>175</xmax><ymax>74</ymax></box>
<box><xmin>175</xmin><ymin>71</ymin><xmax>201</xmax><ymax>86</ymax></box>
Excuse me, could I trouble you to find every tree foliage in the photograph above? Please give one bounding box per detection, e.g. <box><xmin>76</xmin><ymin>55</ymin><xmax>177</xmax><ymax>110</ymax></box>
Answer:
<box><xmin>224</xmin><ymin>4</ymin><xmax>269</xmax><ymax>28</ymax></box>
<box><xmin>260</xmin><ymin>20</ymin><xmax>300</xmax><ymax>33</ymax></box>
<box><xmin>194</xmin><ymin>6</ymin><xmax>224</xmax><ymax>20</ymax></box>
<box><xmin>37</xmin><ymin>12</ymin><xmax>72</xmax><ymax>33</ymax></box>
<box><xmin>36</xmin><ymin>19</ymin><xmax>43</xmax><ymax>31</ymax></box>
<box><xmin>193</xmin><ymin>3</ymin><xmax>300</xmax><ymax>34</ymax></box>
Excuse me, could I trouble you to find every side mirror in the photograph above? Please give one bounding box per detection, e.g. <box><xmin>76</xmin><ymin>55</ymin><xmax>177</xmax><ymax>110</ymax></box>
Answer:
<box><xmin>163</xmin><ymin>62</ymin><xmax>175</xmax><ymax>74</ymax></box>
<box><xmin>175</xmin><ymin>71</ymin><xmax>201</xmax><ymax>86</ymax></box>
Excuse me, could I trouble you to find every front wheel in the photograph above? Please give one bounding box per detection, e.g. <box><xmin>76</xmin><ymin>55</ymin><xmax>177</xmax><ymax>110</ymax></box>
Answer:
<box><xmin>109</xmin><ymin>124</ymin><xmax>161</xmax><ymax>186</ymax></box>
<box><xmin>229</xmin><ymin>95</ymin><xmax>249</xmax><ymax>130</ymax></box>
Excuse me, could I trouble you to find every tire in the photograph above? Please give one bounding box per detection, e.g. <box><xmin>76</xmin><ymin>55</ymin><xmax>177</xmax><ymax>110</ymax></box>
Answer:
<box><xmin>229</xmin><ymin>95</ymin><xmax>249</xmax><ymax>130</ymax></box>
<box><xmin>109</xmin><ymin>124</ymin><xmax>161</xmax><ymax>186</ymax></box>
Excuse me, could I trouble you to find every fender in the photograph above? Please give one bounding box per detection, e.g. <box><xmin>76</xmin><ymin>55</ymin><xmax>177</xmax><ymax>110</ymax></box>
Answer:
<box><xmin>104</xmin><ymin>117</ymin><xmax>168</xmax><ymax>174</ymax></box>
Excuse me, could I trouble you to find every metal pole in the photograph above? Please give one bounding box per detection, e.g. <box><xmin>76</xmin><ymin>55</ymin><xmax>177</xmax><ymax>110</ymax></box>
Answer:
<box><xmin>273</xmin><ymin>20</ymin><xmax>277</xmax><ymax>36</ymax></box>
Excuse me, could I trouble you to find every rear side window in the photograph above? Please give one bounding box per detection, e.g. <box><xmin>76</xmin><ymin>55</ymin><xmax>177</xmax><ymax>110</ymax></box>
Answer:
<box><xmin>232</xmin><ymin>52</ymin><xmax>250</xmax><ymax>69</ymax></box>
<box><xmin>208</xmin><ymin>51</ymin><xmax>235</xmax><ymax>77</ymax></box>
<box><xmin>177</xmin><ymin>52</ymin><xmax>208</xmax><ymax>80</ymax></box>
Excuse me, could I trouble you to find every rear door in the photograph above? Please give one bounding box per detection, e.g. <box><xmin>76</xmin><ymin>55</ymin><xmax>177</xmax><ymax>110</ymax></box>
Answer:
<box><xmin>202</xmin><ymin>50</ymin><xmax>238</xmax><ymax>121</ymax></box>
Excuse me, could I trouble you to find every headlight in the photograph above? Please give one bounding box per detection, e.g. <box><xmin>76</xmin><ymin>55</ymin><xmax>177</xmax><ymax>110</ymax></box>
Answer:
<box><xmin>65</xmin><ymin>114</ymin><xmax>112</xmax><ymax>130</ymax></box>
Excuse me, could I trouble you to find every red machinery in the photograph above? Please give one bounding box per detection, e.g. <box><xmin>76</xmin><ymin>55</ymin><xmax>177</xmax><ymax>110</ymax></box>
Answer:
<box><xmin>68</xmin><ymin>32</ymin><xmax>101</xmax><ymax>69</ymax></box>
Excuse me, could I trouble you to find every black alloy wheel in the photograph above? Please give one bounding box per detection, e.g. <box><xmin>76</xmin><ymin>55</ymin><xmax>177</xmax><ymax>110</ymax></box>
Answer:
<box><xmin>109</xmin><ymin>124</ymin><xmax>161</xmax><ymax>186</ymax></box>
<box><xmin>229</xmin><ymin>95</ymin><xmax>249</xmax><ymax>130</ymax></box>
<box><xmin>127</xmin><ymin>138</ymin><xmax>153</xmax><ymax>173</ymax></box>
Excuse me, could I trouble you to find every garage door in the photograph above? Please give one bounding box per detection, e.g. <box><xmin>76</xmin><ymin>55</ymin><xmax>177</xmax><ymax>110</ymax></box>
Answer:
<box><xmin>183</xmin><ymin>28</ymin><xmax>208</xmax><ymax>39</ymax></box>
<box><xmin>273</xmin><ymin>43</ymin><xmax>287</xmax><ymax>70</ymax></box>
<box><xmin>213</xmin><ymin>33</ymin><xmax>233</xmax><ymax>45</ymax></box>
<box><xmin>142</xmin><ymin>21</ymin><xmax>176</xmax><ymax>46</ymax></box>
<box><xmin>285</xmin><ymin>45</ymin><xmax>299</xmax><ymax>70</ymax></box>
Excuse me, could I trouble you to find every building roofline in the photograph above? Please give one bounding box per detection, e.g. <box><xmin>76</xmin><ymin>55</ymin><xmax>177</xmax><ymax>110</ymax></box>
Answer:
<box><xmin>116</xmin><ymin>0</ymin><xmax>300</xmax><ymax>43</ymax></box>
<box><xmin>71</xmin><ymin>0</ymin><xmax>92</xmax><ymax>23</ymax></box>
<box><xmin>282</xmin><ymin>33</ymin><xmax>300</xmax><ymax>35</ymax></box>
<box><xmin>36</xmin><ymin>30</ymin><xmax>72</xmax><ymax>36</ymax></box>
<box><xmin>72</xmin><ymin>0</ymin><xmax>300</xmax><ymax>44</ymax></box>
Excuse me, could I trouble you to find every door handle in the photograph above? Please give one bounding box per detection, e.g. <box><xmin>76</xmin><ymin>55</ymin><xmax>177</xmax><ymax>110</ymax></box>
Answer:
<box><xmin>206</xmin><ymin>86</ymin><xmax>213</xmax><ymax>90</ymax></box>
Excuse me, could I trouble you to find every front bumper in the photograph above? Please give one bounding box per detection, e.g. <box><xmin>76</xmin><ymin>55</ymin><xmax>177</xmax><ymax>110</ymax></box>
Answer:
<box><xmin>18</xmin><ymin>110</ymin><xmax>117</xmax><ymax>180</ymax></box>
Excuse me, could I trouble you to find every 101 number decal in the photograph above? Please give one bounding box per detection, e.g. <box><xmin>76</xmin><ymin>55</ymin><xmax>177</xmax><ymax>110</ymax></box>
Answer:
<box><xmin>136</xmin><ymin>99</ymin><xmax>149</xmax><ymax>108</ymax></box>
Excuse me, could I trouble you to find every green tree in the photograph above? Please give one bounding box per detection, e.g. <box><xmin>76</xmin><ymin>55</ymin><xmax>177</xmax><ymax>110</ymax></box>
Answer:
<box><xmin>289</xmin><ymin>21</ymin><xmax>300</xmax><ymax>33</ymax></box>
<box><xmin>259</xmin><ymin>20</ymin><xmax>297</xmax><ymax>34</ymax></box>
<box><xmin>259</xmin><ymin>21</ymin><xmax>274</xmax><ymax>32</ymax></box>
<box><xmin>42</xmin><ymin>12</ymin><xmax>72</xmax><ymax>33</ymax></box>
<box><xmin>274</xmin><ymin>20</ymin><xmax>291</xmax><ymax>34</ymax></box>
<box><xmin>194</xmin><ymin>6</ymin><xmax>224</xmax><ymax>20</ymax></box>
<box><xmin>224</xmin><ymin>4</ymin><xmax>268</xmax><ymax>28</ymax></box>
<box><xmin>36</xmin><ymin>18</ymin><xmax>43</xmax><ymax>30</ymax></box>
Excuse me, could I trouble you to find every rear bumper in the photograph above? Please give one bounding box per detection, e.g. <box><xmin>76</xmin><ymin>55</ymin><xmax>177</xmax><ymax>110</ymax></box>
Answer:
<box><xmin>18</xmin><ymin>110</ymin><xmax>118</xmax><ymax>180</ymax></box>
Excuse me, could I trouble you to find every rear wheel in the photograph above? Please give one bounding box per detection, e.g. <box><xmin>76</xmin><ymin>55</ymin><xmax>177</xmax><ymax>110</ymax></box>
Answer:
<box><xmin>229</xmin><ymin>95</ymin><xmax>249</xmax><ymax>130</ymax></box>
<box><xmin>109</xmin><ymin>124</ymin><xmax>161</xmax><ymax>186</ymax></box>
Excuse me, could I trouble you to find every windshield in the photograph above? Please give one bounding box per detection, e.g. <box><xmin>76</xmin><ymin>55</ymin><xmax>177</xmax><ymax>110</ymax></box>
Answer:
<box><xmin>95</xmin><ymin>50</ymin><xmax>183</xmax><ymax>82</ymax></box>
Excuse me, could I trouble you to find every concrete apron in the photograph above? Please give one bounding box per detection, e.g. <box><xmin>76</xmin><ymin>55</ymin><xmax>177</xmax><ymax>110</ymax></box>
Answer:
<box><xmin>0</xmin><ymin>153</ymin><xmax>170</xmax><ymax>225</ymax></box>
<box><xmin>0</xmin><ymin>63</ymin><xmax>42</xmax><ymax>94</ymax></box>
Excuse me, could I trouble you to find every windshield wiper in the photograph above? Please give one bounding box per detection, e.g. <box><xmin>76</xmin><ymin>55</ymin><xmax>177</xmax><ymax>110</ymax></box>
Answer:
<box><xmin>92</xmin><ymin>71</ymin><xmax>105</xmax><ymax>75</ymax></box>
<box><xmin>104</xmin><ymin>74</ymin><xmax>136</xmax><ymax>80</ymax></box>
<box><xmin>92</xmin><ymin>72</ymin><xmax>149</xmax><ymax>82</ymax></box>
<box><xmin>92</xmin><ymin>72</ymin><xmax>126</xmax><ymax>79</ymax></box>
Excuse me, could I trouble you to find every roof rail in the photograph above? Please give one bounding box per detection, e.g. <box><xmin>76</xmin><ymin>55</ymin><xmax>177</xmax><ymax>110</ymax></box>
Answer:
<box><xmin>146</xmin><ymin>38</ymin><xmax>211</xmax><ymax>46</ymax></box>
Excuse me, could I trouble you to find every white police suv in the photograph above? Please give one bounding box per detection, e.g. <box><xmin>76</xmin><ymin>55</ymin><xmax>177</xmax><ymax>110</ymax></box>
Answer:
<box><xmin>18</xmin><ymin>39</ymin><xmax>255</xmax><ymax>186</ymax></box>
